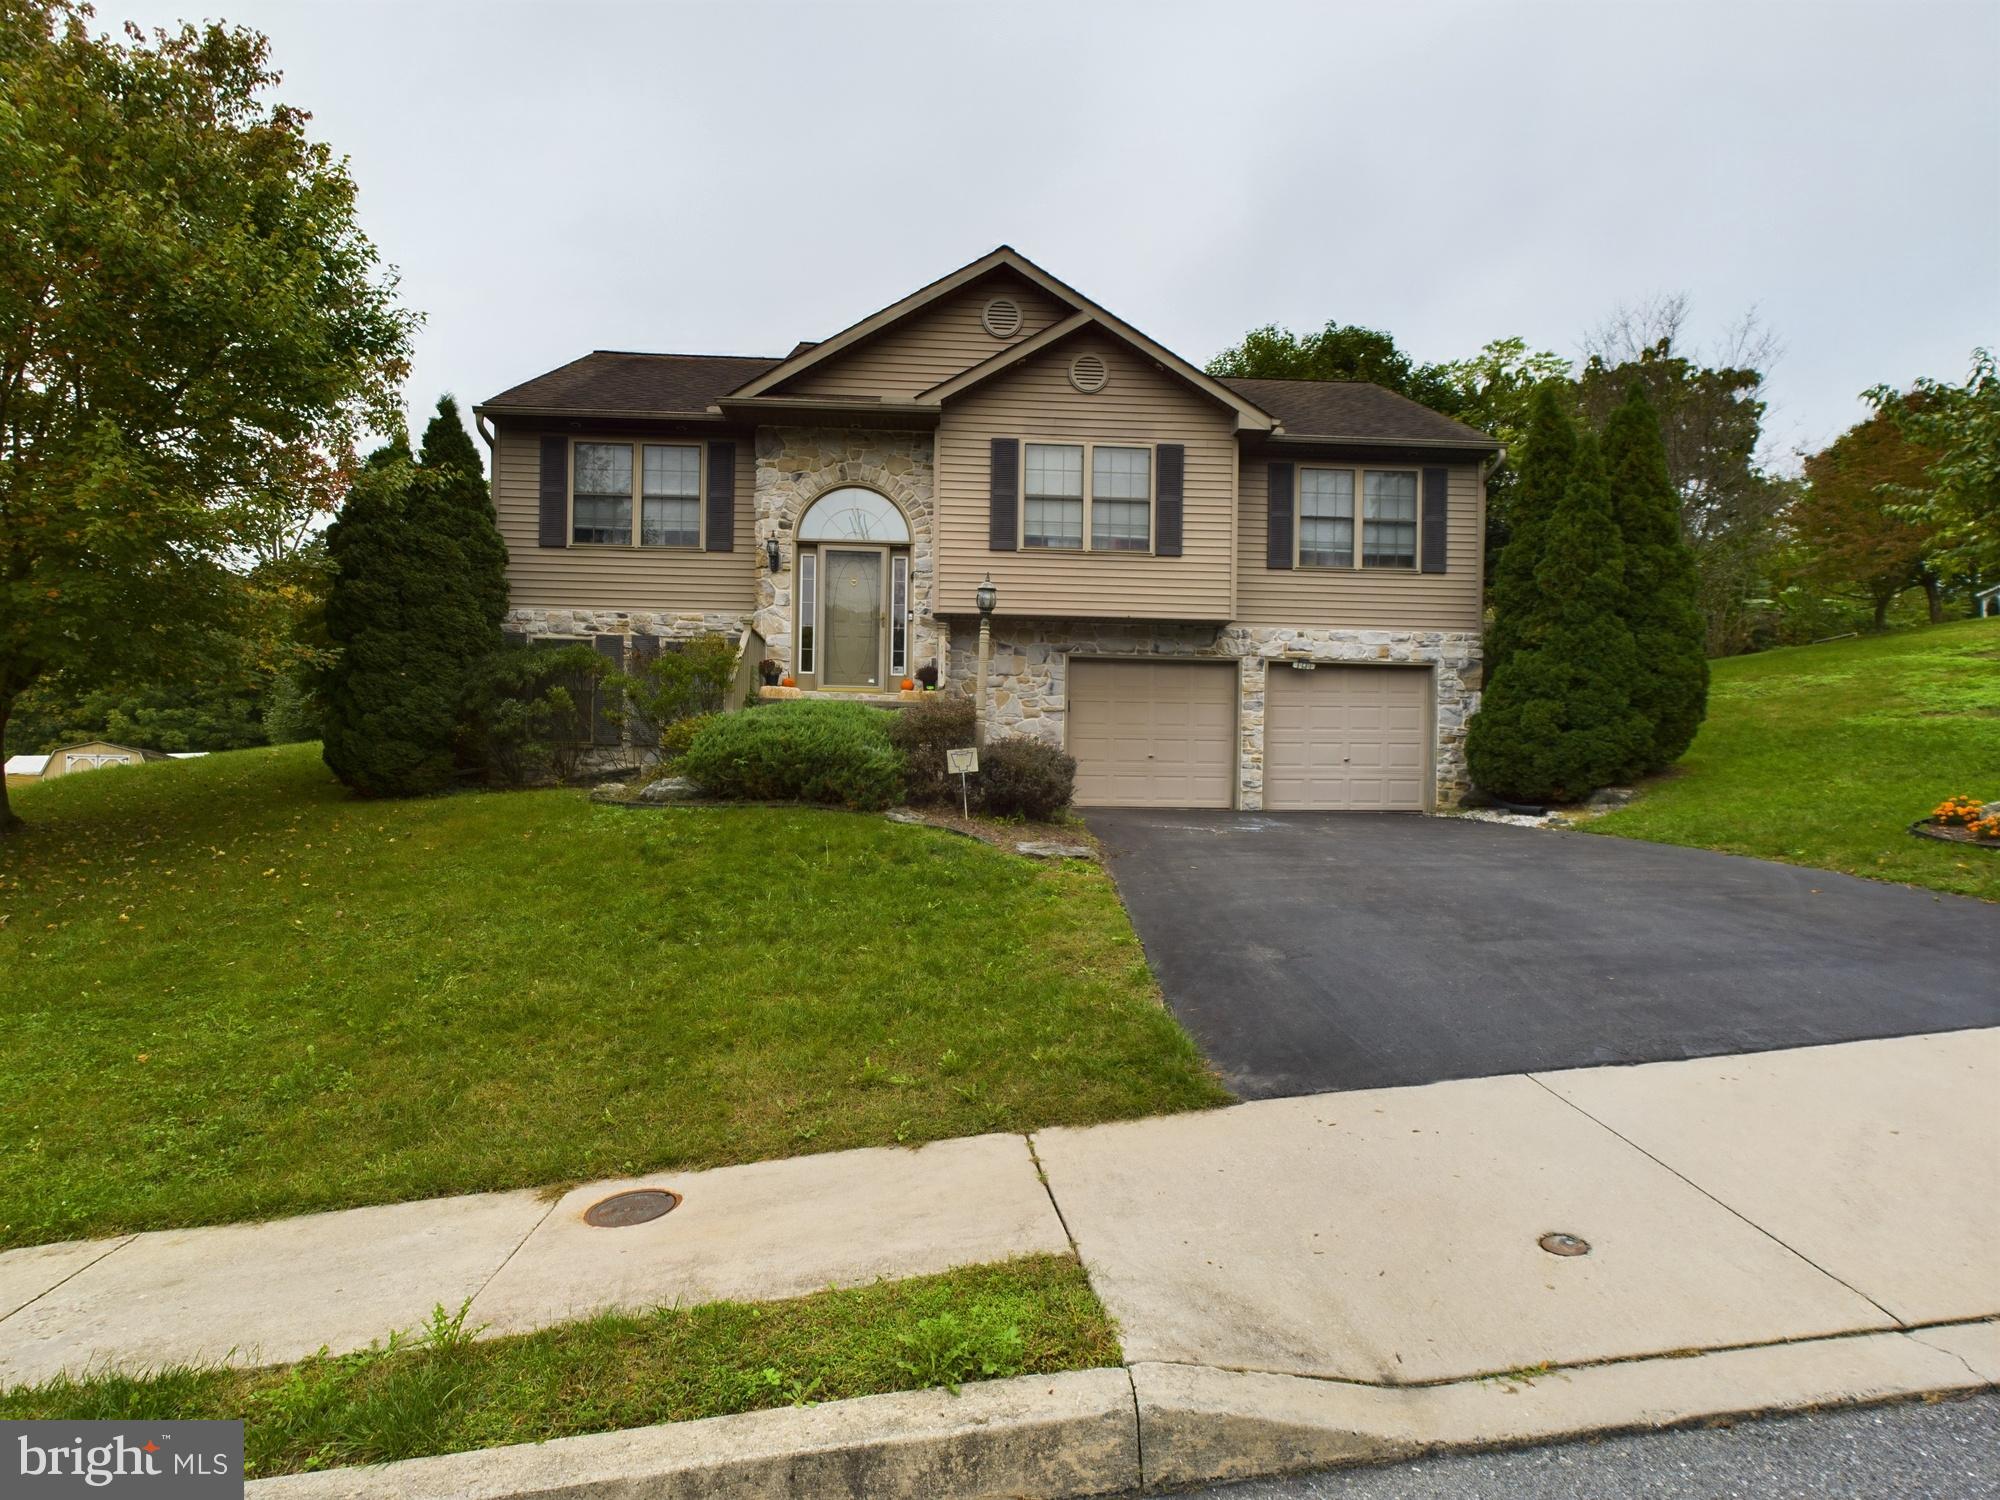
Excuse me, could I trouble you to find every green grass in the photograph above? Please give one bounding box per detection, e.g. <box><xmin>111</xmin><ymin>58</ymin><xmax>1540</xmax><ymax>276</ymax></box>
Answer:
<box><xmin>1588</xmin><ymin>618</ymin><xmax>2000</xmax><ymax>901</ymax></box>
<box><xmin>0</xmin><ymin>745</ymin><xmax>1225</xmax><ymax>1248</ymax></box>
<box><xmin>0</xmin><ymin>1254</ymin><xmax>1117</xmax><ymax>1478</ymax></box>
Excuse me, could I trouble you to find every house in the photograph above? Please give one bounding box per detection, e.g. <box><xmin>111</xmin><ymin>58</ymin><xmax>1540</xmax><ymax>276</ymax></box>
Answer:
<box><xmin>1977</xmin><ymin>583</ymin><xmax>1999</xmax><ymax>619</ymax></box>
<box><xmin>474</xmin><ymin>248</ymin><xmax>1500</xmax><ymax>811</ymax></box>
<box><xmin>27</xmin><ymin>741</ymin><xmax>169</xmax><ymax>778</ymax></box>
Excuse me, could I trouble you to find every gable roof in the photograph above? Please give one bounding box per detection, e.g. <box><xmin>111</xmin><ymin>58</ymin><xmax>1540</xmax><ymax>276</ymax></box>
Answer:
<box><xmin>726</xmin><ymin>246</ymin><xmax>1275</xmax><ymax>431</ymax></box>
<box><xmin>917</xmin><ymin>309</ymin><xmax>1277</xmax><ymax>431</ymax></box>
<box><xmin>481</xmin><ymin>351</ymin><xmax>783</xmax><ymax>418</ymax></box>
<box><xmin>1220</xmin><ymin>377</ymin><xmax>1499</xmax><ymax>449</ymax></box>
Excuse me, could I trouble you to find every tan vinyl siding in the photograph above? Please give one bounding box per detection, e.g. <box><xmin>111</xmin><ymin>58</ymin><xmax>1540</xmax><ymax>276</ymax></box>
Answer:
<box><xmin>934</xmin><ymin>335</ymin><xmax>1238</xmax><ymax>620</ymax></box>
<box><xmin>494</xmin><ymin>426</ymin><xmax>758</xmax><ymax>612</ymax></box>
<box><xmin>1236</xmin><ymin>459</ymin><xmax>1485</xmax><ymax>630</ymax></box>
<box><xmin>783</xmin><ymin>274</ymin><xmax>1069</xmax><ymax>401</ymax></box>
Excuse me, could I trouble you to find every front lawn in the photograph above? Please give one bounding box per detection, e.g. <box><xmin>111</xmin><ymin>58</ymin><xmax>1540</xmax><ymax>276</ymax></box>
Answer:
<box><xmin>0</xmin><ymin>1254</ymin><xmax>1116</xmax><ymax>1478</ymax></box>
<box><xmin>1588</xmin><ymin>619</ymin><xmax>2000</xmax><ymax>901</ymax></box>
<box><xmin>0</xmin><ymin>745</ymin><xmax>1225</xmax><ymax>1248</ymax></box>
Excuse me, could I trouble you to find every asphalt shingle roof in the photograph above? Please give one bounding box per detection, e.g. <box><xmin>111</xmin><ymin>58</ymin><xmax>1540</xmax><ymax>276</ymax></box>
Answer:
<box><xmin>481</xmin><ymin>352</ymin><xmax>783</xmax><ymax>414</ymax></box>
<box><xmin>481</xmin><ymin>353</ymin><xmax>1497</xmax><ymax>448</ymax></box>
<box><xmin>1218</xmin><ymin>377</ymin><xmax>1498</xmax><ymax>447</ymax></box>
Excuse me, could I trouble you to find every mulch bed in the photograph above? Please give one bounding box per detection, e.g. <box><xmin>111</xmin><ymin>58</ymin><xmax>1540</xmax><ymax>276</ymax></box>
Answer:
<box><xmin>1909</xmin><ymin>819</ymin><xmax>2000</xmax><ymax>849</ymax></box>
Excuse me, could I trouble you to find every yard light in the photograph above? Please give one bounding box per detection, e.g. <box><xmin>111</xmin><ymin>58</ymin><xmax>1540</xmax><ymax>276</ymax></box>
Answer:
<box><xmin>975</xmin><ymin>574</ymin><xmax>997</xmax><ymax>749</ymax></box>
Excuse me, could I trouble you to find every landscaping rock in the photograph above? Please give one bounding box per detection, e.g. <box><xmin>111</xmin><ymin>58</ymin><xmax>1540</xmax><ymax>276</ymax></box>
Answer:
<box><xmin>1015</xmin><ymin>840</ymin><xmax>1098</xmax><ymax>861</ymax></box>
<box><xmin>1585</xmin><ymin>787</ymin><xmax>1637</xmax><ymax>810</ymax></box>
<box><xmin>885</xmin><ymin>809</ymin><xmax>928</xmax><ymax>825</ymax></box>
<box><xmin>588</xmin><ymin>783</ymin><xmax>629</xmax><ymax>804</ymax></box>
<box><xmin>638</xmin><ymin>776</ymin><xmax>698</xmax><ymax>804</ymax></box>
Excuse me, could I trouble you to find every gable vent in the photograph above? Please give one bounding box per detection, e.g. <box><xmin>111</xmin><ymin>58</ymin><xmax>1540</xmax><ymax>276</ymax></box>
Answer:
<box><xmin>1068</xmin><ymin>352</ymin><xmax>1109</xmax><ymax>393</ymax></box>
<box><xmin>982</xmin><ymin>297</ymin><xmax>1023</xmax><ymax>338</ymax></box>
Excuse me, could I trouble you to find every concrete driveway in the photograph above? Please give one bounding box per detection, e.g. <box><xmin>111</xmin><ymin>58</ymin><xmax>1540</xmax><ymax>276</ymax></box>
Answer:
<box><xmin>1085</xmin><ymin>810</ymin><xmax>2000</xmax><ymax>1098</ymax></box>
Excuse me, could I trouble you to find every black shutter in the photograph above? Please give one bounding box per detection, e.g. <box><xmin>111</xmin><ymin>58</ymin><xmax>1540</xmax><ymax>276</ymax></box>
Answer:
<box><xmin>538</xmin><ymin>437</ymin><xmax>568</xmax><ymax>547</ymax></box>
<box><xmin>705</xmin><ymin>441</ymin><xmax>736</xmax><ymax>552</ymax></box>
<box><xmin>1154</xmin><ymin>444</ymin><xmax>1184</xmax><ymax>557</ymax></box>
<box><xmin>1421</xmin><ymin>467</ymin><xmax>1449</xmax><ymax>573</ymax></box>
<box><xmin>629</xmin><ymin>635</ymin><xmax>660</xmax><ymax>747</ymax></box>
<box><xmin>989</xmin><ymin>438</ymin><xmax>1019</xmax><ymax>551</ymax></box>
<box><xmin>1266</xmin><ymin>462</ymin><xmax>1294</xmax><ymax>570</ymax></box>
<box><xmin>591</xmin><ymin>635</ymin><xmax>625</xmax><ymax>745</ymax></box>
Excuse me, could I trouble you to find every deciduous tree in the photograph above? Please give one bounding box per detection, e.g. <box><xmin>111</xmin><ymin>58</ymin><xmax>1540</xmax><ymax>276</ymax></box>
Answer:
<box><xmin>1790</xmin><ymin>402</ymin><xmax>1940</xmax><ymax>629</ymax></box>
<box><xmin>0</xmin><ymin>2</ymin><xmax>414</xmax><ymax>833</ymax></box>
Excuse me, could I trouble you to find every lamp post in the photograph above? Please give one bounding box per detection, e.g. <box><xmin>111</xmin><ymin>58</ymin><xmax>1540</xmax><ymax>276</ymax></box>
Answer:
<box><xmin>974</xmin><ymin>573</ymin><xmax>997</xmax><ymax>749</ymax></box>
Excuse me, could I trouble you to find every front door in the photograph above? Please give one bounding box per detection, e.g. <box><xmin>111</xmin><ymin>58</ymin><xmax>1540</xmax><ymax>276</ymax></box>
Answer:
<box><xmin>822</xmin><ymin>548</ymin><xmax>884</xmax><ymax>687</ymax></box>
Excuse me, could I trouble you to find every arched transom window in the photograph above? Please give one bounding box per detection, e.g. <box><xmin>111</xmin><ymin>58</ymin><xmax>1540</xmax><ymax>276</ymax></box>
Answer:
<box><xmin>797</xmin><ymin>488</ymin><xmax>911</xmax><ymax>544</ymax></box>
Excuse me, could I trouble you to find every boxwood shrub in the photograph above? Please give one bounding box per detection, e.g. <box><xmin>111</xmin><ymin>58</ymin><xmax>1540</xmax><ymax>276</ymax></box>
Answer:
<box><xmin>679</xmin><ymin>701</ymin><xmax>905</xmax><ymax>810</ymax></box>
<box><xmin>886</xmin><ymin>694</ymin><xmax>976</xmax><ymax>806</ymax></box>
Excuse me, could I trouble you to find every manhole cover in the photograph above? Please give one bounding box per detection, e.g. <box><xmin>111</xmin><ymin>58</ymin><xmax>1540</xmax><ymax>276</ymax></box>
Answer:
<box><xmin>1539</xmin><ymin>1232</ymin><xmax>1591</xmax><ymax>1257</ymax></box>
<box><xmin>585</xmin><ymin>1189</ymin><xmax>681</xmax><ymax>1228</ymax></box>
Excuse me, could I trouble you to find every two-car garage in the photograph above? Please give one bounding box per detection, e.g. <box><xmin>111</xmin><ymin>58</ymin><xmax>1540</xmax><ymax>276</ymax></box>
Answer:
<box><xmin>1065</xmin><ymin>657</ymin><xmax>1430</xmax><ymax>812</ymax></box>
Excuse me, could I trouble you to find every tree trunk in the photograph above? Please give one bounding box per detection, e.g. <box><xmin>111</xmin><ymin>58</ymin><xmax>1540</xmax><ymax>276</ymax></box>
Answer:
<box><xmin>0</xmin><ymin>692</ymin><xmax>20</xmax><ymax>837</ymax></box>
<box><xmin>1922</xmin><ymin>574</ymin><xmax>1943</xmax><ymax>624</ymax></box>
<box><xmin>1872</xmin><ymin>593</ymin><xmax>1890</xmax><ymax>631</ymax></box>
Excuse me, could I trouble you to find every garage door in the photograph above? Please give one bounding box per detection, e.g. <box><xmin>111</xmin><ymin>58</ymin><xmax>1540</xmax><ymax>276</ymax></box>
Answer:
<box><xmin>1265</xmin><ymin>665</ymin><xmax>1429</xmax><ymax>811</ymax></box>
<box><xmin>1067</xmin><ymin>659</ymin><xmax>1236</xmax><ymax>808</ymax></box>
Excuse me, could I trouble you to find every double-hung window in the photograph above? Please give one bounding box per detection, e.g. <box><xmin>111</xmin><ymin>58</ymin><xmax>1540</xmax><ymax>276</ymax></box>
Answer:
<box><xmin>1297</xmin><ymin>466</ymin><xmax>1419</xmax><ymax>570</ymax></box>
<box><xmin>1024</xmin><ymin>443</ymin><xmax>1085</xmax><ymax>550</ymax></box>
<box><xmin>572</xmin><ymin>440</ymin><xmax>702</xmax><ymax>546</ymax></box>
<box><xmin>641</xmin><ymin>445</ymin><xmax>701</xmax><ymax>546</ymax></box>
<box><xmin>1090</xmin><ymin>446</ymin><xmax>1151</xmax><ymax>551</ymax></box>
<box><xmin>1023</xmin><ymin>442</ymin><xmax>1152</xmax><ymax>552</ymax></box>
<box><xmin>1298</xmin><ymin>468</ymin><xmax>1354</xmax><ymax>569</ymax></box>
<box><xmin>572</xmin><ymin>443</ymin><xmax>634</xmax><ymax>545</ymax></box>
<box><xmin>1362</xmin><ymin>470</ymin><xmax>1418</xmax><ymax>569</ymax></box>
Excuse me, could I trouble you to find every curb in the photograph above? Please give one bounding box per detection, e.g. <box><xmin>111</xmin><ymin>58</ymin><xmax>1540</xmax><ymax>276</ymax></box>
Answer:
<box><xmin>245</xmin><ymin>1322</ymin><xmax>1999</xmax><ymax>1498</ymax></box>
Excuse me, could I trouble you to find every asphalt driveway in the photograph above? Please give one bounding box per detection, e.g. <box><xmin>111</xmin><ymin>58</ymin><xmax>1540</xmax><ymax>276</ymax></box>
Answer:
<box><xmin>1086</xmin><ymin>811</ymin><xmax>2000</xmax><ymax>1098</ymax></box>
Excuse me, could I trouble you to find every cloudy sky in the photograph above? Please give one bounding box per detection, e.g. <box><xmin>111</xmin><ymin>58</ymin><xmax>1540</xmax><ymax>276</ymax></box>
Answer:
<box><xmin>121</xmin><ymin>0</ymin><xmax>2000</xmax><ymax>465</ymax></box>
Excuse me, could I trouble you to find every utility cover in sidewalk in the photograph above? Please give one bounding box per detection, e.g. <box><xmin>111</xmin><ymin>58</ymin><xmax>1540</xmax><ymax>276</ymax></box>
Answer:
<box><xmin>1539</xmin><ymin>1232</ymin><xmax>1591</xmax><ymax>1257</ymax></box>
<box><xmin>585</xmin><ymin>1189</ymin><xmax>681</xmax><ymax>1228</ymax></box>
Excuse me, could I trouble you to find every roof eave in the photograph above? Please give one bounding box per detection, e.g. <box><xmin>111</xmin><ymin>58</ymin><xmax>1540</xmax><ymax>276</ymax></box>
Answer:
<box><xmin>473</xmin><ymin>404</ymin><xmax>730</xmax><ymax>423</ymax></box>
<box><xmin>1260</xmin><ymin>430</ymin><xmax>1502</xmax><ymax>453</ymax></box>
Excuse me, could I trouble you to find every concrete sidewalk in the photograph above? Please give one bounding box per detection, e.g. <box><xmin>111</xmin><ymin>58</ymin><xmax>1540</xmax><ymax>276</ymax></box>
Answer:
<box><xmin>2</xmin><ymin>1029</ymin><xmax>1995</xmax><ymax>1398</ymax></box>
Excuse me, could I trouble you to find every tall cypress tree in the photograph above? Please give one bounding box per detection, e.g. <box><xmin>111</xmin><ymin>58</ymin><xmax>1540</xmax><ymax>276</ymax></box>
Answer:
<box><xmin>1484</xmin><ymin>384</ymin><xmax>1579</xmax><ymax>683</ymax></box>
<box><xmin>1465</xmin><ymin>431</ymin><xmax>1651</xmax><ymax>803</ymax></box>
<box><xmin>419</xmin><ymin>395</ymin><xmax>509</xmax><ymax>631</ymax></box>
<box><xmin>1603</xmin><ymin>383</ymin><xmax>1708</xmax><ymax>769</ymax></box>
<box><xmin>321</xmin><ymin>406</ymin><xmax>501</xmax><ymax>797</ymax></box>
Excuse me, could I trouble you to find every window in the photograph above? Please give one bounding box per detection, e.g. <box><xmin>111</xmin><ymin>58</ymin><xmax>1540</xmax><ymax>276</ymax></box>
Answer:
<box><xmin>1024</xmin><ymin>443</ymin><xmax>1084</xmax><ymax>550</ymax></box>
<box><xmin>1363</xmin><ymin>470</ymin><xmax>1418</xmax><ymax>568</ymax></box>
<box><xmin>641</xmin><ymin>444</ymin><xmax>701</xmax><ymax>546</ymax></box>
<box><xmin>1091</xmin><ymin>446</ymin><xmax>1151</xmax><ymax>551</ymax></box>
<box><xmin>797</xmin><ymin>553</ymin><xmax>817</xmax><ymax>675</ymax></box>
<box><xmin>1298</xmin><ymin>468</ymin><xmax>1354</xmax><ymax>569</ymax></box>
<box><xmin>890</xmin><ymin>555</ymin><xmax>909</xmax><ymax>677</ymax></box>
<box><xmin>573</xmin><ymin>443</ymin><xmax>633</xmax><ymax>545</ymax></box>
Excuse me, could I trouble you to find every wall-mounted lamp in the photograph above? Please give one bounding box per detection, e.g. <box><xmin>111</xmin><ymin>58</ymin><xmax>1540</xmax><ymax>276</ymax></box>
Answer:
<box><xmin>765</xmin><ymin>537</ymin><xmax>781</xmax><ymax>574</ymax></box>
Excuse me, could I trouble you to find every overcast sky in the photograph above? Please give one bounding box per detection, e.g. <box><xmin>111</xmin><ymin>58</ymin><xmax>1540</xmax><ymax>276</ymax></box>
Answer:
<box><xmin>120</xmin><ymin>0</ymin><xmax>2000</xmax><ymax>466</ymax></box>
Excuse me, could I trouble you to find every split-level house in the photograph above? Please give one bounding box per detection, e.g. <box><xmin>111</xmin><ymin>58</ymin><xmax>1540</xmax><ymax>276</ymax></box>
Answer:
<box><xmin>473</xmin><ymin>248</ymin><xmax>1500</xmax><ymax>811</ymax></box>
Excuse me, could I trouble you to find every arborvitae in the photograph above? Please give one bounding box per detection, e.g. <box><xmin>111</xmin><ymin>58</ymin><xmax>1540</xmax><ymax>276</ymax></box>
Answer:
<box><xmin>419</xmin><ymin>395</ymin><xmax>510</xmax><ymax>631</ymax></box>
<box><xmin>1603</xmin><ymin>383</ymin><xmax>1708</xmax><ymax>769</ymax></box>
<box><xmin>1484</xmin><ymin>384</ymin><xmax>1579</xmax><ymax>683</ymax></box>
<box><xmin>1465</xmin><ymin>431</ymin><xmax>1652</xmax><ymax>803</ymax></box>
<box><xmin>321</xmin><ymin>455</ymin><xmax>482</xmax><ymax>796</ymax></box>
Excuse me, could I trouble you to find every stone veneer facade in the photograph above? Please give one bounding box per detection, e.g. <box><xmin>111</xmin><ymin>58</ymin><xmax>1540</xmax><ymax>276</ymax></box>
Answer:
<box><xmin>751</xmin><ymin>426</ymin><xmax>943</xmax><ymax>682</ymax></box>
<box><xmin>944</xmin><ymin>620</ymin><xmax>1482</xmax><ymax>810</ymax></box>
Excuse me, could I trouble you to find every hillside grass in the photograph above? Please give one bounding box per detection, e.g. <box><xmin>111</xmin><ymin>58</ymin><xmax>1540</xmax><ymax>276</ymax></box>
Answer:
<box><xmin>0</xmin><ymin>1255</ymin><xmax>1117</xmax><ymax>1478</ymax></box>
<box><xmin>0</xmin><ymin>745</ymin><xmax>1225</xmax><ymax>1249</ymax></box>
<box><xmin>1589</xmin><ymin>618</ymin><xmax>2000</xmax><ymax>901</ymax></box>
